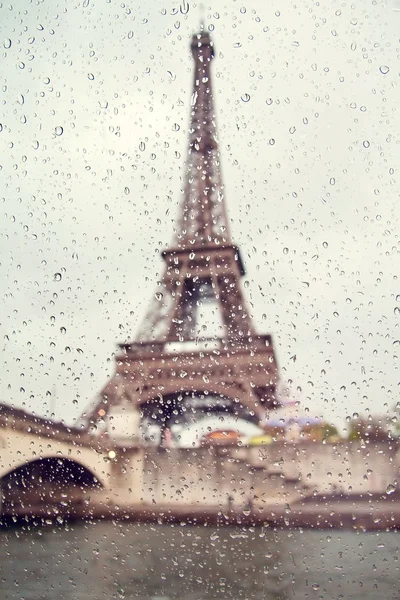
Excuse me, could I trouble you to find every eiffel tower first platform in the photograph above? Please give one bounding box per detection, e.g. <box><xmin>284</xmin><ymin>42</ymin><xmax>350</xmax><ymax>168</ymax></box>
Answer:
<box><xmin>82</xmin><ymin>29</ymin><xmax>280</xmax><ymax>441</ymax></box>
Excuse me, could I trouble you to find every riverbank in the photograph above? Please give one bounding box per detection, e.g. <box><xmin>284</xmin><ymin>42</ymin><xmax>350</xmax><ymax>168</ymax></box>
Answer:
<box><xmin>1</xmin><ymin>494</ymin><xmax>399</xmax><ymax>530</ymax></box>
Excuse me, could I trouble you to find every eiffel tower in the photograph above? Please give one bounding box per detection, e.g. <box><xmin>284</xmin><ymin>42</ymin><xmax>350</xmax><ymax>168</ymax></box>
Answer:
<box><xmin>82</xmin><ymin>29</ymin><xmax>280</xmax><ymax>442</ymax></box>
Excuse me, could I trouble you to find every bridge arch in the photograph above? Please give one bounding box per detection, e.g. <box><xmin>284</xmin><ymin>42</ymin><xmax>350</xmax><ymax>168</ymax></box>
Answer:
<box><xmin>138</xmin><ymin>382</ymin><xmax>255</xmax><ymax>413</ymax></box>
<box><xmin>0</xmin><ymin>456</ymin><xmax>104</xmax><ymax>488</ymax></box>
<box><xmin>138</xmin><ymin>388</ymin><xmax>260</xmax><ymax>446</ymax></box>
<box><xmin>1</xmin><ymin>456</ymin><xmax>104</xmax><ymax>511</ymax></box>
<box><xmin>139</xmin><ymin>387</ymin><xmax>259</xmax><ymax>420</ymax></box>
<box><xmin>0</xmin><ymin>444</ymin><xmax>108</xmax><ymax>489</ymax></box>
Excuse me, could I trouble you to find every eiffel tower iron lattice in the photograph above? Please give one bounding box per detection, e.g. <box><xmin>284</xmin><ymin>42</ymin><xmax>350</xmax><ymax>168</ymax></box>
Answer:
<box><xmin>82</xmin><ymin>30</ymin><xmax>280</xmax><ymax>434</ymax></box>
<box><xmin>135</xmin><ymin>31</ymin><xmax>253</xmax><ymax>346</ymax></box>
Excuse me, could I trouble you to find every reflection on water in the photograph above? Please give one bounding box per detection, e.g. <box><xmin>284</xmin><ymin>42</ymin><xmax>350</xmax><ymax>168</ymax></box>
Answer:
<box><xmin>0</xmin><ymin>522</ymin><xmax>399</xmax><ymax>599</ymax></box>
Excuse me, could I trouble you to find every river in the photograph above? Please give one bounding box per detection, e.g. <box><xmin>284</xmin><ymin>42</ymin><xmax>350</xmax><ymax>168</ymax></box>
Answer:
<box><xmin>0</xmin><ymin>522</ymin><xmax>399</xmax><ymax>599</ymax></box>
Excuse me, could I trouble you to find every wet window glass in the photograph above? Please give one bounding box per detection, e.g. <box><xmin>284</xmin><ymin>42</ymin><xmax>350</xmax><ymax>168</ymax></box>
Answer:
<box><xmin>1</xmin><ymin>1</ymin><xmax>399</xmax><ymax>599</ymax></box>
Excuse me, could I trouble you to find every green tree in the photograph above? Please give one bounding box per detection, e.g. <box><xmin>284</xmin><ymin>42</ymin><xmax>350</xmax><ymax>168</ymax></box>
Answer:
<box><xmin>322</xmin><ymin>423</ymin><xmax>340</xmax><ymax>441</ymax></box>
<box><xmin>390</xmin><ymin>402</ymin><xmax>400</xmax><ymax>439</ymax></box>
<box><xmin>348</xmin><ymin>416</ymin><xmax>390</xmax><ymax>442</ymax></box>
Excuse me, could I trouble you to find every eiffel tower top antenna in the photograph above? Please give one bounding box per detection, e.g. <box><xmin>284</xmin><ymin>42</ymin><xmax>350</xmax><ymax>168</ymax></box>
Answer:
<box><xmin>199</xmin><ymin>3</ymin><xmax>206</xmax><ymax>32</ymax></box>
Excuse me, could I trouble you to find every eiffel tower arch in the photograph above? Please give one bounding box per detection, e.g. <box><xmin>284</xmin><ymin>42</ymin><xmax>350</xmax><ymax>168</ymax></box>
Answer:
<box><xmin>82</xmin><ymin>30</ymin><xmax>280</xmax><ymax>445</ymax></box>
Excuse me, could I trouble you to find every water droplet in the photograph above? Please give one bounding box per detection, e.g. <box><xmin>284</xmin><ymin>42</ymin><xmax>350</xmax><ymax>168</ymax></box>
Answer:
<box><xmin>269</xmin><ymin>138</ymin><xmax>275</xmax><ymax>145</ymax></box>
<box><xmin>155</xmin><ymin>292</ymin><xmax>163</xmax><ymax>301</ymax></box>
<box><xmin>88</xmin><ymin>73</ymin><xmax>95</xmax><ymax>80</ymax></box>
<box><xmin>54</xmin><ymin>272</ymin><xmax>62</xmax><ymax>281</ymax></box>
<box><xmin>60</xmin><ymin>327</ymin><xmax>67</xmax><ymax>335</ymax></box>
<box><xmin>379</xmin><ymin>65</ymin><xmax>389</xmax><ymax>75</ymax></box>
<box><xmin>55</xmin><ymin>126</ymin><xmax>63</xmax><ymax>136</ymax></box>
<box><xmin>180</xmin><ymin>0</ymin><xmax>189</xmax><ymax>14</ymax></box>
<box><xmin>322</xmin><ymin>241</ymin><xmax>328</xmax><ymax>248</ymax></box>
<box><xmin>363</xmin><ymin>140</ymin><xmax>370</xmax><ymax>148</ymax></box>
<box><xmin>283</xmin><ymin>247</ymin><xmax>289</xmax><ymax>255</ymax></box>
<box><xmin>3</xmin><ymin>38</ymin><xmax>11</xmax><ymax>49</ymax></box>
<box><xmin>312</xmin><ymin>584</ymin><xmax>320</xmax><ymax>591</ymax></box>
<box><xmin>241</xmin><ymin>93</ymin><xmax>250</xmax><ymax>102</ymax></box>
<box><xmin>139</xmin><ymin>141</ymin><xmax>146</xmax><ymax>151</ymax></box>
<box><xmin>124</xmin><ymin>187</ymin><xmax>130</xmax><ymax>195</ymax></box>
<box><xmin>386</xmin><ymin>483</ymin><xmax>396</xmax><ymax>495</ymax></box>
<box><xmin>329</xmin><ymin>177</ymin><xmax>335</xmax><ymax>185</ymax></box>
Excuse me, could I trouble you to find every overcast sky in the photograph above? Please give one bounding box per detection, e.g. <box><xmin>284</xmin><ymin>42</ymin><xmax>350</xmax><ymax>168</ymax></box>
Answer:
<box><xmin>1</xmin><ymin>0</ymin><xmax>399</xmax><ymax>428</ymax></box>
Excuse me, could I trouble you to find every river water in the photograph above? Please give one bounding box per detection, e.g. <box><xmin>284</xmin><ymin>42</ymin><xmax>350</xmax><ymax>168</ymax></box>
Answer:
<box><xmin>0</xmin><ymin>522</ymin><xmax>399</xmax><ymax>599</ymax></box>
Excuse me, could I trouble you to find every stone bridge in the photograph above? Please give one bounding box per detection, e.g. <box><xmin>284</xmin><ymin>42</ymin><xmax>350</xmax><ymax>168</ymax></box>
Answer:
<box><xmin>1</xmin><ymin>403</ymin><xmax>399</xmax><ymax>521</ymax></box>
<box><xmin>0</xmin><ymin>404</ymin><xmax>143</xmax><ymax>515</ymax></box>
